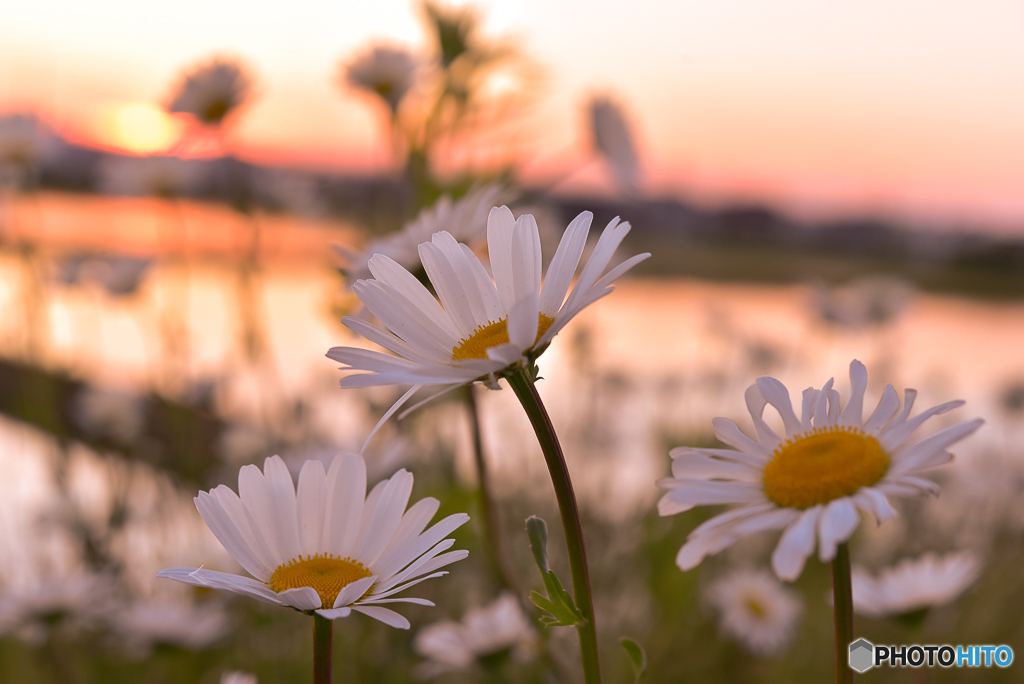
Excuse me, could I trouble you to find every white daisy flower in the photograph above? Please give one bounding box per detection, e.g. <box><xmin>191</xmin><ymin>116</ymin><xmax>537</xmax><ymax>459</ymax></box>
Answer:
<box><xmin>345</xmin><ymin>45</ymin><xmax>419</xmax><ymax>114</ymax></box>
<box><xmin>413</xmin><ymin>592</ymin><xmax>536</xmax><ymax>677</ymax></box>
<box><xmin>334</xmin><ymin>184</ymin><xmax>507</xmax><ymax>285</ymax></box>
<box><xmin>158</xmin><ymin>453</ymin><xmax>469</xmax><ymax>629</ymax></box>
<box><xmin>706</xmin><ymin>568</ymin><xmax>803</xmax><ymax>657</ymax></box>
<box><xmin>658</xmin><ymin>360</ymin><xmax>983</xmax><ymax>581</ymax></box>
<box><xmin>220</xmin><ymin>671</ymin><xmax>258</xmax><ymax>684</ymax></box>
<box><xmin>0</xmin><ymin>571</ymin><xmax>116</xmax><ymax>645</ymax></box>
<box><xmin>110</xmin><ymin>594</ymin><xmax>230</xmax><ymax>654</ymax></box>
<box><xmin>327</xmin><ymin>206</ymin><xmax>649</xmax><ymax>394</ymax></box>
<box><xmin>852</xmin><ymin>551</ymin><xmax>981</xmax><ymax>618</ymax></box>
<box><xmin>168</xmin><ymin>58</ymin><xmax>251</xmax><ymax>126</ymax></box>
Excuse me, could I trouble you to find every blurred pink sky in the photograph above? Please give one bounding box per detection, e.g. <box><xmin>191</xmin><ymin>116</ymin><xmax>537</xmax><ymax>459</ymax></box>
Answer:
<box><xmin>2</xmin><ymin>0</ymin><xmax>1023</xmax><ymax>227</ymax></box>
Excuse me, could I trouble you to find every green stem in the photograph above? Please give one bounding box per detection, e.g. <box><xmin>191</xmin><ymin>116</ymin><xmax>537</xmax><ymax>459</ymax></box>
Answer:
<box><xmin>461</xmin><ymin>385</ymin><xmax>519</xmax><ymax>591</ymax></box>
<box><xmin>832</xmin><ymin>543</ymin><xmax>854</xmax><ymax>684</ymax></box>
<box><xmin>506</xmin><ymin>367</ymin><xmax>602</xmax><ymax>684</ymax></box>
<box><xmin>313</xmin><ymin>614</ymin><xmax>333</xmax><ymax>684</ymax></box>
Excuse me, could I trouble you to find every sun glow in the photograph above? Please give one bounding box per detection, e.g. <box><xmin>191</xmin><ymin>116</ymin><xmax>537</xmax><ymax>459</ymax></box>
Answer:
<box><xmin>103</xmin><ymin>103</ymin><xmax>181</xmax><ymax>155</ymax></box>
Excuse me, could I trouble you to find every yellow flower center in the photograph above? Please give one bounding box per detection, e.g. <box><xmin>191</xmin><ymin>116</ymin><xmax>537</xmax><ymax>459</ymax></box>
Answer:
<box><xmin>762</xmin><ymin>426</ymin><xmax>889</xmax><ymax>509</ymax></box>
<box><xmin>744</xmin><ymin>596</ymin><xmax>767</xmax><ymax>619</ymax></box>
<box><xmin>202</xmin><ymin>99</ymin><xmax>231</xmax><ymax>124</ymax></box>
<box><xmin>452</xmin><ymin>313</ymin><xmax>555</xmax><ymax>361</ymax></box>
<box><xmin>268</xmin><ymin>554</ymin><xmax>372</xmax><ymax>609</ymax></box>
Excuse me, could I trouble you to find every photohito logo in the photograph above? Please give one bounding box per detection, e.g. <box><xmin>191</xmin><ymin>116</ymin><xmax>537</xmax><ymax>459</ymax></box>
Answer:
<box><xmin>849</xmin><ymin>639</ymin><xmax>1014</xmax><ymax>673</ymax></box>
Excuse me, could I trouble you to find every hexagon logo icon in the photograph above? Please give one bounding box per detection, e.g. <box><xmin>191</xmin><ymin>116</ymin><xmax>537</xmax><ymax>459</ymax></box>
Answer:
<box><xmin>849</xmin><ymin>638</ymin><xmax>875</xmax><ymax>673</ymax></box>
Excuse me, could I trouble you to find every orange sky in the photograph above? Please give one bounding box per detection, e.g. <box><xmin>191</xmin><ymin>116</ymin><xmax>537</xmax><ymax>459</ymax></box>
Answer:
<box><xmin>2</xmin><ymin>0</ymin><xmax>1024</xmax><ymax>228</ymax></box>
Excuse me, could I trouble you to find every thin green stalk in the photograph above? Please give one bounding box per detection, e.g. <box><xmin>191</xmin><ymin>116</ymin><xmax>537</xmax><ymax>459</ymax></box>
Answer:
<box><xmin>506</xmin><ymin>367</ymin><xmax>602</xmax><ymax>684</ymax></box>
<box><xmin>461</xmin><ymin>384</ymin><xmax>519</xmax><ymax>591</ymax></box>
<box><xmin>313</xmin><ymin>614</ymin><xmax>333</xmax><ymax>684</ymax></box>
<box><xmin>832</xmin><ymin>542</ymin><xmax>854</xmax><ymax>684</ymax></box>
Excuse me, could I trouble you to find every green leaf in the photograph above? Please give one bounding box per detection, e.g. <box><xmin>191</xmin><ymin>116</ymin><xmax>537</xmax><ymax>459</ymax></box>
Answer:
<box><xmin>620</xmin><ymin>637</ymin><xmax>648</xmax><ymax>683</ymax></box>
<box><xmin>525</xmin><ymin>516</ymin><xmax>584</xmax><ymax>628</ymax></box>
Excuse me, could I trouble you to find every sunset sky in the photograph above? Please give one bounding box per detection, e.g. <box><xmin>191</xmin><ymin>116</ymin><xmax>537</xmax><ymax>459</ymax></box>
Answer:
<box><xmin>2</xmin><ymin>0</ymin><xmax>1023</xmax><ymax>228</ymax></box>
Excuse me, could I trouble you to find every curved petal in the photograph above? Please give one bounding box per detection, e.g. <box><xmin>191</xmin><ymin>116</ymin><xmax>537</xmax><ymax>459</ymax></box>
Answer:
<box><xmin>296</xmin><ymin>459</ymin><xmax>328</xmax><ymax>555</ymax></box>
<box><xmin>511</xmin><ymin>213</ymin><xmax>542</xmax><ymax>305</ymax></box>
<box><xmin>817</xmin><ymin>498</ymin><xmax>860</xmax><ymax>562</ymax></box>
<box><xmin>839</xmin><ymin>360</ymin><xmax>868</xmax><ymax>427</ymax></box>
<box><xmin>710</xmin><ymin>417</ymin><xmax>771</xmax><ymax>460</ymax></box>
<box><xmin>744</xmin><ymin>384</ymin><xmax>782</xmax><ymax>448</ymax></box>
<box><xmin>771</xmin><ymin>507</ymin><xmax>821</xmax><ymax>581</ymax></box>
<box><xmin>332</xmin><ymin>575</ymin><xmax>377</xmax><ymax>609</ymax></box>
<box><xmin>863</xmin><ymin>384</ymin><xmax>900</xmax><ymax>434</ymax></box>
<box><xmin>507</xmin><ymin>293</ymin><xmax>540</xmax><ymax>351</ymax></box>
<box><xmin>354</xmin><ymin>469</ymin><xmax>415</xmax><ymax>566</ymax></box>
<box><xmin>539</xmin><ymin>210</ymin><xmax>591</xmax><ymax>315</ymax></box>
<box><xmin>351</xmin><ymin>605</ymin><xmax>410</xmax><ymax>629</ymax></box>
<box><xmin>324</xmin><ymin>454</ymin><xmax>367</xmax><ymax>558</ymax></box>
<box><xmin>756</xmin><ymin>376</ymin><xmax>802</xmax><ymax>438</ymax></box>
<box><xmin>487</xmin><ymin>206</ymin><xmax>517</xmax><ymax>311</ymax></box>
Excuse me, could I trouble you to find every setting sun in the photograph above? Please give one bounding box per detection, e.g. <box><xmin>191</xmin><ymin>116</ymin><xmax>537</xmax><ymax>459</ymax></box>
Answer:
<box><xmin>106</xmin><ymin>102</ymin><xmax>180</xmax><ymax>155</ymax></box>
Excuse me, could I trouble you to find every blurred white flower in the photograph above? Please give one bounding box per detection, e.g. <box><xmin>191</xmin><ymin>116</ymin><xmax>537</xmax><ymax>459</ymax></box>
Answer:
<box><xmin>0</xmin><ymin>113</ymin><xmax>54</xmax><ymax>187</ymax></box>
<box><xmin>413</xmin><ymin>592</ymin><xmax>535</xmax><ymax>677</ymax></box>
<box><xmin>99</xmin><ymin>155</ymin><xmax>205</xmax><ymax>198</ymax></box>
<box><xmin>345</xmin><ymin>45</ymin><xmax>420</xmax><ymax>114</ymax></box>
<box><xmin>71</xmin><ymin>386</ymin><xmax>146</xmax><ymax>444</ymax></box>
<box><xmin>852</xmin><ymin>551</ymin><xmax>981</xmax><ymax>618</ymax></box>
<box><xmin>220</xmin><ymin>671</ymin><xmax>258</xmax><ymax>684</ymax></box>
<box><xmin>589</xmin><ymin>96</ymin><xmax>639</xmax><ymax>190</ymax></box>
<box><xmin>0</xmin><ymin>571</ymin><xmax>116</xmax><ymax>645</ymax></box>
<box><xmin>811</xmin><ymin>275</ymin><xmax>914</xmax><ymax>329</ymax></box>
<box><xmin>217</xmin><ymin>424</ymin><xmax>271</xmax><ymax>464</ymax></box>
<box><xmin>706</xmin><ymin>569</ymin><xmax>803</xmax><ymax>656</ymax></box>
<box><xmin>159</xmin><ymin>454</ymin><xmax>469</xmax><ymax>629</ymax></box>
<box><xmin>110</xmin><ymin>593</ymin><xmax>230</xmax><ymax>655</ymax></box>
<box><xmin>334</xmin><ymin>184</ymin><xmax>506</xmax><ymax>284</ymax></box>
<box><xmin>168</xmin><ymin>58</ymin><xmax>251</xmax><ymax>126</ymax></box>
<box><xmin>54</xmin><ymin>253</ymin><xmax>153</xmax><ymax>296</ymax></box>
<box><xmin>252</xmin><ymin>167</ymin><xmax>326</xmax><ymax>217</ymax></box>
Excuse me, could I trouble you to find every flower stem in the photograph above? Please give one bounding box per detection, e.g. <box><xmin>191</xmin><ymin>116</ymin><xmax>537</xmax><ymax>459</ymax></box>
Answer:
<box><xmin>832</xmin><ymin>542</ymin><xmax>855</xmax><ymax>684</ymax></box>
<box><xmin>461</xmin><ymin>385</ymin><xmax>520</xmax><ymax>592</ymax></box>
<box><xmin>313</xmin><ymin>614</ymin><xmax>333</xmax><ymax>684</ymax></box>
<box><xmin>507</xmin><ymin>367</ymin><xmax>602</xmax><ymax>684</ymax></box>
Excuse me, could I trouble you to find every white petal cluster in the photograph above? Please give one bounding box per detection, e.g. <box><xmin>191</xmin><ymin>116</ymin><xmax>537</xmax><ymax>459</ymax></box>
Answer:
<box><xmin>345</xmin><ymin>45</ymin><xmax>419</xmax><ymax>113</ymax></box>
<box><xmin>413</xmin><ymin>592</ymin><xmax>535</xmax><ymax>677</ymax></box>
<box><xmin>159</xmin><ymin>453</ymin><xmax>469</xmax><ymax>629</ymax></box>
<box><xmin>706</xmin><ymin>569</ymin><xmax>803</xmax><ymax>656</ymax></box>
<box><xmin>335</xmin><ymin>185</ymin><xmax>506</xmax><ymax>284</ymax></box>
<box><xmin>852</xmin><ymin>551</ymin><xmax>981</xmax><ymax>618</ymax></box>
<box><xmin>328</xmin><ymin>205</ymin><xmax>649</xmax><ymax>389</ymax></box>
<box><xmin>110</xmin><ymin>594</ymin><xmax>230</xmax><ymax>654</ymax></box>
<box><xmin>0</xmin><ymin>571</ymin><xmax>116</xmax><ymax>645</ymax></box>
<box><xmin>658</xmin><ymin>360</ymin><xmax>983</xmax><ymax>581</ymax></box>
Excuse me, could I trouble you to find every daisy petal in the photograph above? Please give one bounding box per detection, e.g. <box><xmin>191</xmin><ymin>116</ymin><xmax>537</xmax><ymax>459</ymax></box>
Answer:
<box><xmin>772</xmin><ymin>507</ymin><xmax>821</xmax><ymax>581</ymax></box>
<box><xmin>817</xmin><ymin>498</ymin><xmax>860</xmax><ymax>562</ymax></box>
<box><xmin>352</xmin><ymin>605</ymin><xmax>411</xmax><ymax>629</ymax></box>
